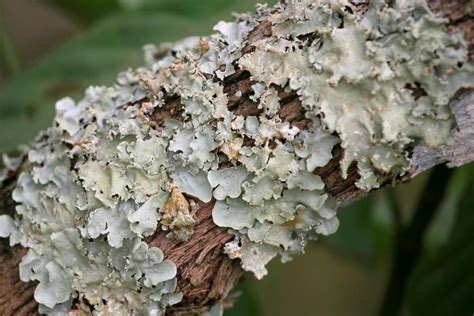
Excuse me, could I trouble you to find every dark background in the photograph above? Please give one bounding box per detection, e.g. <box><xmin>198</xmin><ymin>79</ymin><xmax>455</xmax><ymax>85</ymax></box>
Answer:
<box><xmin>0</xmin><ymin>1</ymin><xmax>473</xmax><ymax>315</ymax></box>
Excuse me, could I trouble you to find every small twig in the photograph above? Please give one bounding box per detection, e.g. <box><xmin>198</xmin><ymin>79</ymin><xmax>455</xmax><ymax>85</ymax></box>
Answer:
<box><xmin>379</xmin><ymin>165</ymin><xmax>452</xmax><ymax>316</ymax></box>
<box><xmin>0</xmin><ymin>10</ymin><xmax>20</xmax><ymax>77</ymax></box>
<box><xmin>386</xmin><ymin>186</ymin><xmax>403</xmax><ymax>236</ymax></box>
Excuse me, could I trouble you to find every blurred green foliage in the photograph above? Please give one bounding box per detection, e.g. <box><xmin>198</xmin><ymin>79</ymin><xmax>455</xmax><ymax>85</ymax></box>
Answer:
<box><xmin>49</xmin><ymin>0</ymin><xmax>120</xmax><ymax>22</ymax></box>
<box><xmin>226</xmin><ymin>283</ymin><xmax>261</xmax><ymax>316</ymax></box>
<box><xmin>0</xmin><ymin>0</ymin><xmax>274</xmax><ymax>153</ymax></box>
<box><xmin>408</xmin><ymin>165</ymin><xmax>474</xmax><ymax>316</ymax></box>
<box><xmin>0</xmin><ymin>1</ymin><xmax>473</xmax><ymax>315</ymax></box>
<box><xmin>0</xmin><ymin>23</ymin><xmax>20</xmax><ymax>77</ymax></box>
<box><xmin>322</xmin><ymin>195</ymin><xmax>380</xmax><ymax>267</ymax></box>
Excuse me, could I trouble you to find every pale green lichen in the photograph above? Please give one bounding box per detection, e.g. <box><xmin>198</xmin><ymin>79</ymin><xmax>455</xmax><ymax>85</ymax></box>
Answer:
<box><xmin>3</xmin><ymin>86</ymin><xmax>181</xmax><ymax>314</ymax></box>
<box><xmin>0</xmin><ymin>0</ymin><xmax>472</xmax><ymax>313</ymax></box>
<box><xmin>240</xmin><ymin>0</ymin><xmax>474</xmax><ymax>189</ymax></box>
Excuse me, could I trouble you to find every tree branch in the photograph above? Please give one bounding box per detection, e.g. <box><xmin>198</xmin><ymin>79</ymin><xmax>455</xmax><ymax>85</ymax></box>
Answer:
<box><xmin>0</xmin><ymin>1</ymin><xmax>473</xmax><ymax>315</ymax></box>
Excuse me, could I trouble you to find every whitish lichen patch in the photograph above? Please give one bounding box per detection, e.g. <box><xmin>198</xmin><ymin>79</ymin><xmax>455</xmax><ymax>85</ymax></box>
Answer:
<box><xmin>0</xmin><ymin>0</ymin><xmax>472</xmax><ymax>313</ymax></box>
<box><xmin>240</xmin><ymin>0</ymin><xmax>473</xmax><ymax>189</ymax></box>
<box><xmin>2</xmin><ymin>84</ymin><xmax>182</xmax><ymax>314</ymax></box>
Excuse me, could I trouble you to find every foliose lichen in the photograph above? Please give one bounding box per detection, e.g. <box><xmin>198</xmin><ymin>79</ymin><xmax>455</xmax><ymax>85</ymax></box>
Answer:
<box><xmin>240</xmin><ymin>0</ymin><xmax>474</xmax><ymax>190</ymax></box>
<box><xmin>0</xmin><ymin>0</ymin><xmax>472</xmax><ymax>314</ymax></box>
<box><xmin>1</xmin><ymin>89</ymin><xmax>182</xmax><ymax>314</ymax></box>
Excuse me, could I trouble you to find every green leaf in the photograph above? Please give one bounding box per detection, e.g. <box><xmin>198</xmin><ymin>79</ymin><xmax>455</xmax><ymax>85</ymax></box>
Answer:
<box><xmin>407</xmin><ymin>164</ymin><xmax>474</xmax><ymax>316</ymax></box>
<box><xmin>0</xmin><ymin>0</ymin><xmax>275</xmax><ymax>153</ymax></box>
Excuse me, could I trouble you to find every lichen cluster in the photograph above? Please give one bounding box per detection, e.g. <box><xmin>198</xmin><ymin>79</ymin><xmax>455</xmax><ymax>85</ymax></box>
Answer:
<box><xmin>0</xmin><ymin>89</ymin><xmax>183</xmax><ymax>314</ymax></box>
<box><xmin>0</xmin><ymin>0</ymin><xmax>472</xmax><ymax>314</ymax></box>
<box><xmin>240</xmin><ymin>0</ymin><xmax>473</xmax><ymax>189</ymax></box>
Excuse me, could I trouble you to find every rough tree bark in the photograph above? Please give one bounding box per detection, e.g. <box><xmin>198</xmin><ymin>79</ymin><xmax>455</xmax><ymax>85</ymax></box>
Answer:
<box><xmin>0</xmin><ymin>0</ymin><xmax>473</xmax><ymax>315</ymax></box>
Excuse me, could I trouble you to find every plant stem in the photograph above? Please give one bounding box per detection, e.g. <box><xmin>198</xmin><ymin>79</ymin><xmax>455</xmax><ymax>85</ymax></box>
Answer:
<box><xmin>0</xmin><ymin>10</ymin><xmax>20</xmax><ymax>77</ymax></box>
<box><xmin>379</xmin><ymin>165</ymin><xmax>452</xmax><ymax>316</ymax></box>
